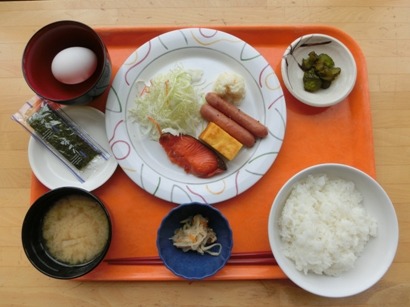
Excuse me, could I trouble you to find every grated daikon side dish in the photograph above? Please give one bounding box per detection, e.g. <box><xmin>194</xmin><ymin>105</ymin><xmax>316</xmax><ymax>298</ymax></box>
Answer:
<box><xmin>171</xmin><ymin>214</ymin><xmax>222</xmax><ymax>256</ymax></box>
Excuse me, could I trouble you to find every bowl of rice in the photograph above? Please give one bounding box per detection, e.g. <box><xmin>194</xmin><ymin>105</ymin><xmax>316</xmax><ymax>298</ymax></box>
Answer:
<box><xmin>268</xmin><ymin>163</ymin><xmax>398</xmax><ymax>297</ymax></box>
<box><xmin>21</xmin><ymin>187</ymin><xmax>112</xmax><ymax>279</ymax></box>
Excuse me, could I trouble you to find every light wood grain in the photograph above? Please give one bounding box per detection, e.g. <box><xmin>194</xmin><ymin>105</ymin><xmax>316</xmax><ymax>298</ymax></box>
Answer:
<box><xmin>1</xmin><ymin>0</ymin><xmax>410</xmax><ymax>305</ymax></box>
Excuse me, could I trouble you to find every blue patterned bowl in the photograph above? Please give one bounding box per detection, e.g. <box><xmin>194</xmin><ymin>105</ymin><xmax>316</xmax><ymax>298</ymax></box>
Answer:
<box><xmin>157</xmin><ymin>202</ymin><xmax>233</xmax><ymax>280</ymax></box>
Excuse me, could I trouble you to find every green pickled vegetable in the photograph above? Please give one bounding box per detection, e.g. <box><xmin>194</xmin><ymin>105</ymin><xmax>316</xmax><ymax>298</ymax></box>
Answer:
<box><xmin>321</xmin><ymin>79</ymin><xmax>332</xmax><ymax>89</ymax></box>
<box><xmin>28</xmin><ymin>104</ymin><xmax>99</xmax><ymax>170</ymax></box>
<box><xmin>303</xmin><ymin>69</ymin><xmax>322</xmax><ymax>92</ymax></box>
<box><xmin>314</xmin><ymin>53</ymin><xmax>335</xmax><ymax>71</ymax></box>
<box><xmin>301</xmin><ymin>51</ymin><xmax>318</xmax><ymax>71</ymax></box>
<box><xmin>318</xmin><ymin>67</ymin><xmax>341</xmax><ymax>82</ymax></box>
<box><xmin>300</xmin><ymin>51</ymin><xmax>341</xmax><ymax>92</ymax></box>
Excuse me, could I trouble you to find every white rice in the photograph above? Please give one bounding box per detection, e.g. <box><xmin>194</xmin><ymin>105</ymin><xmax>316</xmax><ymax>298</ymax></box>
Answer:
<box><xmin>279</xmin><ymin>174</ymin><xmax>377</xmax><ymax>276</ymax></box>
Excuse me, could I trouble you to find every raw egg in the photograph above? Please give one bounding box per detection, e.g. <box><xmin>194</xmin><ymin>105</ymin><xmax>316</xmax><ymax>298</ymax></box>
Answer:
<box><xmin>51</xmin><ymin>47</ymin><xmax>98</xmax><ymax>85</ymax></box>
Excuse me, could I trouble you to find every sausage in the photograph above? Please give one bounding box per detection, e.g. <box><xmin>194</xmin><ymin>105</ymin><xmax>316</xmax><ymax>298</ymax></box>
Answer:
<box><xmin>205</xmin><ymin>92</ymin><xmax>268</xmax><ymax>138</ymax></box>
<box><xmin>200</xmin><ymin>103</ymin><xmax>256</xmax><ymax>147</ymax></box>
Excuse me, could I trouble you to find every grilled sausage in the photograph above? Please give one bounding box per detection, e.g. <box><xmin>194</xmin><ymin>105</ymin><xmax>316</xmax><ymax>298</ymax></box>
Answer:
<box><xmin>205</xmin><ymin>92</ymin><xmax>268</xmax><ymax>138</ymax></box>
<box><xmin>200</xmin><ymin>103</ymin><xmax>256</xmax><ymax>147</ymax></box>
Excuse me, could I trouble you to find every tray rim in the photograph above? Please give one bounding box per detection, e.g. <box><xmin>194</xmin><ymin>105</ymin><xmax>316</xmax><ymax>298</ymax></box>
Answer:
<box><xmin>29</xmin><ymin>24</ymin><xmax>374</xmax><ymax>281</ymax></box>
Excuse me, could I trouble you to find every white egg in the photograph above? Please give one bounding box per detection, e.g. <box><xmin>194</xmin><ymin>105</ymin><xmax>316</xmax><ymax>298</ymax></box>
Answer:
<box><xmin>51</xmin><ymin>47</ymin><xmax>98</xmax><ymax>85</ymax></box>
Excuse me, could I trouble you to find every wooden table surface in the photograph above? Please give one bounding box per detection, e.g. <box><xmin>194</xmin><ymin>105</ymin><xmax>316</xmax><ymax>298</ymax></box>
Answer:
<box><xmin>1</xmin><ymin>0</ymin><xmax>409</xmax><ymax>305</ymax></box>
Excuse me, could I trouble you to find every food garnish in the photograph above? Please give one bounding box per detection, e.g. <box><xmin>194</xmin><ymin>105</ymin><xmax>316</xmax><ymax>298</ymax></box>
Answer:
<box><xmin>300</xmin><ymin>51</ymin><xmax>341</xmax><ymax>92</ymax></box>
<box><xmin>129</xmin><ymin>66</ymin><xmax>204</xmax><ymax>140</ymax></box>
<box><xmin>213</xmin><ymin>71</ymin><xmax>246</xmax><ymax>105</ymax></box>
<box><xmin>171</xmin><ymin>214</ymin><xmax>222</xmax><ymax>256</ymax></box>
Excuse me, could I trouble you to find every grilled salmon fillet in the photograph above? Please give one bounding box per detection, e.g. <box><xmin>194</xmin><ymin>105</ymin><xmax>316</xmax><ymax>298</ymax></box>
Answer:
<box><xmin>159</xmin><ymin>133</ymin><xmax>226</xmax><ymax>178</ymax></box>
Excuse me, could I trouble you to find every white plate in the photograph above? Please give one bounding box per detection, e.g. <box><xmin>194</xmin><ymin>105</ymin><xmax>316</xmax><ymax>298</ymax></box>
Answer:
<box><xmin>28</xmin><ymin>106</ymin><xmax>118</xmax><ymax>191</ymax></box>
<box><xmin>105</xmin><ymin>28</ymin><xmax>287</xmax><ymax>204</ymax></box>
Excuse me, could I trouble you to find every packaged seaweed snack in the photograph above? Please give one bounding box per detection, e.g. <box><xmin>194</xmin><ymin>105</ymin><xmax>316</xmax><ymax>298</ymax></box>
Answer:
<box><xmin>12</xmin><ymin>96</ymin><xmax>110</xmax><ymax>182</ymax></box>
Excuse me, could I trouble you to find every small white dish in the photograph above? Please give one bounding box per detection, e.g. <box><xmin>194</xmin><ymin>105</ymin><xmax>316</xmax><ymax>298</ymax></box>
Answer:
<box><xmin>281</xmin><ymin>34</ymin><xmax>357</xmax><ymax>107</ymax></box>
<box><xmin>28</xmin><ymin>106</ymin><xmax>117</xmax><ymax>191</ymax></box>
<box><xmin>268</xmin><ymin>163</ymin><xmax>399</xmax><ymax>297</ymax></box>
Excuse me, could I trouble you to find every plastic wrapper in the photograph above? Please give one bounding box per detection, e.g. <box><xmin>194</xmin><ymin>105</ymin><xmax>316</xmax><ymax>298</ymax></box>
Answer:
<box><xmin>12</xmin><ymin>96</ymin><xmax>110</xmax><ymax>182</ymax></box>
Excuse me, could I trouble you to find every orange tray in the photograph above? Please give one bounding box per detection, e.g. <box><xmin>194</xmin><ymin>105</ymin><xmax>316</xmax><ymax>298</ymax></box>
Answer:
<box><xmin>30</xmin><ymin>25</ymin><xmax>374</xmax><ymax>281</ymax></box>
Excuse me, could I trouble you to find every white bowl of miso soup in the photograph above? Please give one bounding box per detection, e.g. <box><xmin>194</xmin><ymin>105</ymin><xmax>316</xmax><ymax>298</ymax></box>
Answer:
<box><xmin>21</xmin><ymin>187</ymin><xmax>112</xmax><ymax>279</ymax></box>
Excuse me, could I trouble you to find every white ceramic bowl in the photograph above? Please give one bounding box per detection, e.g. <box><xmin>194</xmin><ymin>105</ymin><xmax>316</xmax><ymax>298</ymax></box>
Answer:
<box><xmin>281</xmin><ymin>34</ymin><xmax>357</xmax><ymax>107</ymax></box>
<box><xmin>268</xmin><ymin>163</ymin><xmax>398</xmax><ymax>297</ymax></box>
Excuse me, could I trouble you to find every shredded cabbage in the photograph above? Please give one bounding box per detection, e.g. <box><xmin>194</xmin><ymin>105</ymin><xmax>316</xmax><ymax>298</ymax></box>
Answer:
<box><xmin>129</xmin><ymin>66</ymin><xmax>204</xmax><ymax>140</ymax></box>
